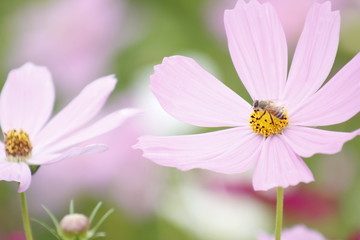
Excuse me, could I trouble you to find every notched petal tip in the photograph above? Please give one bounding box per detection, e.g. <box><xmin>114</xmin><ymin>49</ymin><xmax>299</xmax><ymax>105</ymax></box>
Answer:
<box><xmin>152</xmin><ymin>56</ymin><xmax>185</xmax><ymax>81</ymax></box>
<box><xmin>152</xmin><ymin>55</ymin><xmax>193</xmax><ymax>74</ymax></box>
<box><xmin>312</xmin><ymin>1</ymin><xmax>339</xmax><ymax>17</ymax></box>
<box><xmin>254</xmin><ymin>177</ymin><xmax>314</xmax><ymax>192</ymax></box>
<box><xmin>230</xmin><ymin>0</ymin><xmax>271</xmax><ymax>11</ymax></box>
<box><xmin>283</xmin><ymin>127</ymin><xmax>360</xmax><ymax>159</ymax></box>
<box><xmin>10</xmin><ymin>62</ymin><xmax>53</xmax><ymax>79</ymax></box>
<box><xmin>253</xmin><ymin>136</ymin><xmax>315</xmax><ymax>191</ymax></box>
<box><xmin>356</xmin><ymin>129</ymin><xmax>360</xmax><ymax>136</ymax></box>
<box><xmin>132</xmin><ymin>135</ymin><xmax>157</xmax><ymax>151</ymax></box>
<box><xmin>19</xmin><ymin>61</ymin><xmax>50</xmax><ymax>71</ymax></box>
<box><xmin>162</xmin><ymin>55</ymin><xmax>185</xmax><ymax>62</ymax></box>
<box><xmin>314</xmin><ymin>1</ymin><xmax>332</xmax><ymax>11</ymax></box>
<box><xmin>131</xmin><ymin>137</ymin><xmax>144</xmax><ymax>150</ymax></box>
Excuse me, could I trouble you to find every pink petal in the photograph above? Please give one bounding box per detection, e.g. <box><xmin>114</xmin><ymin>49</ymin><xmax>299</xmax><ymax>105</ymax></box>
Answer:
<box><xmin>0</xmin><ymin>63</ymin><xmax>54</xmax><ymax>137</ymax></box>
<box><xmin>253</xmin><ymin>135</ymin><xmax>314</xmax><ymax>191</ymax></box>
<box><xmin>283</xmin><ymin>2</ymin><xmax>340</xmax><ymax>110</ymax></box>
<box><xmin>34</xmin><ymin>75</ymin><xmax>117</xmax><ymax>149</ymax></box>
<box><xmin>224</xmin><ymin>0</ymin><xmax>287</xmax><ymax>100</ymax></box>
<box><xmin>289</xmin><ymin>53</ymin><xmax>360</xmax><ymax>126</ymax></box>
<box><xmin>282</xmin><ymin>126</ymin><xmax>360</xmax><ymax>158</ymax></box>
<box><xmin>281</xmin><ymin>225</ymin><xmax>327</xmax><ymax>240</ymax></box>
<box><xmin>258</xmin><ymin>225</ymin><xmax>327</xmax><ymax>240</ymax></box>
<box><xmin>0</xmin><ymin>162</ymin><xmax>31</xmax><ymax>192</ymax></box>
<box><xmin>257</xmin><ymin>233</ymin><xmax>272</xmax><ymax>240</ymax></box>
<box><xmin>28</xmin><ymin>144</ymin><xmax>108</xmax><ymax>165</ymax></box>
<box><xmin>134</xmin><ymin>127</ymin><xmax>263</xmax><ymax>174</ymax></box>
<box><xmin>37</xmin><ymin>108</ymin><xmax>140</xmax><ymax>154</ymax></box>
<box><xmin>150</xmin><ymin>56</ymin><xmax>251</xmax><ymax>127</ymax></box>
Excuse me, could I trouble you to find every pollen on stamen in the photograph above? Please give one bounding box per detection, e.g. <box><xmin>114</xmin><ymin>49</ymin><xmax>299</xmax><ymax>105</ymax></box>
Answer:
<box><xmin>249</xmin><ymin>111</ymin><xmax>289</xmax><ymax>137</ymax></box>
<box><xmin>4</xmin><ymin>129</ymin><xmax>32</xmax><ymax>162</ymax></box>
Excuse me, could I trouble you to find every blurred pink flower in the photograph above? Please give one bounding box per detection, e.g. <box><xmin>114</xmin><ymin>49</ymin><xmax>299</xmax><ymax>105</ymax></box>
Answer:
<box><xmin>135</xmin><ymin>0</ymin><xmax>360</xmax><ymax>191</ymax></box>
<box><xmin>29</xmin><ymin>98</ymin><xmax>164</xmax><ymax>219</ymax></box>
<box><xmin>349</xmin><ymin>231</ymin><xmax>360</xmax><ymax>240</ymax></box>
<box><xmin>209</xmin><ymin>180</ymin><xmax>338</xmax><ymax>222</ymax></box>
<box><xmin>9</xmin><ymin>0</ymin><xmax>122</xmax><ymax>96</ymax></box>
<box><xmin>3</xmin><ymin>232</ymin><xmax>25</xmax><ymax>240</ymax></box>
<box><xmin>258</xmin><ymin>225</ymin><xmax>329</xmax><ymax>240</ymax></box>
<box><xmin>30</xmin><ymin>120</ymin><xmax>164</xmax><ymax>218</ymax></box>
<box><xmin>0</xmin><ymin>63</ymin><xmax>139</xmax><ymax>192</ymax></box>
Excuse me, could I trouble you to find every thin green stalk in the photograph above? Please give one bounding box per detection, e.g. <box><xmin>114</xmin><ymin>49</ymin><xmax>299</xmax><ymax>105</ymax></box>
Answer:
<box><xmin>20</xmin><ymin>192</ymin><xmax>34</xmax><ymax>240</ymax></box>
<box><xmin>275</xmin><ymin>187</ymin><xmax>284</xmax><ymax>240</ymax></box>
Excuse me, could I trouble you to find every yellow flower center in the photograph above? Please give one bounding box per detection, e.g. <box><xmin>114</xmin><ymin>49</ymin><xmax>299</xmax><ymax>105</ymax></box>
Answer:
<box><xmin>4</xmin><ymin>129</ymin><xmax>32</xmax><ymax>162</ymax></box>
<box><xmin>249</xmin><ymin>100</ymin><xmax>289</xmax><ymax>137</ymax></box>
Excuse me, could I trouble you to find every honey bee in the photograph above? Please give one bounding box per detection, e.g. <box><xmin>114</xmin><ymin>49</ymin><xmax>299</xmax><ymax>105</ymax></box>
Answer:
<box><xmin>252</xmin><ymin>100</ymin><xmax>286</xmax><ymax>120</ymax></box>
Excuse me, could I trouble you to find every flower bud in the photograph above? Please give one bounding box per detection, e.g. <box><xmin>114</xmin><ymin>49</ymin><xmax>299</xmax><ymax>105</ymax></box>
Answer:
<box><xmin>60</xmin><ymin>213</ymin><xmax>89</xmax><ymax>235</ymax></box>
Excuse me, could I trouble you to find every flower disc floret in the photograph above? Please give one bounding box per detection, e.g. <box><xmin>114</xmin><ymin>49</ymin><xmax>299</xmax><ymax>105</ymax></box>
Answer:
<box><xmin>250</xmin><ymin>111</ymin><xmax>288</xmax><ymax>137</ymax></box>
<box><xmin>4</xmin><ymin>129</ymin><xmax>32</xmax><ymax>162</ymax></box>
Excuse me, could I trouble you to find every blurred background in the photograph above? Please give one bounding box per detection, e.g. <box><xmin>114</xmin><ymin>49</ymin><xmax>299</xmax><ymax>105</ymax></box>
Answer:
<box><xmin>0</xmin><ymin>0</ymin><xmax>359</xmax><ymax>239</ymax></box>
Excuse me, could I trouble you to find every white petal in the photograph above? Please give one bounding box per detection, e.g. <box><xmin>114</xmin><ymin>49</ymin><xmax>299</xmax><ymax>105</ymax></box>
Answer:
<box><xmin>34</xmin><ymin>75</ymin><xmax>117</xmax><ymax>149</ymax></box>
<box><xmin>36</xmin><ymin>108</ymin><xmax>140</xmax><ymax>154</ymax></box>
<box><xmin>0</xmin><ymin>63</ymin><xmax>54</xmax><ymax>137</ymax></box>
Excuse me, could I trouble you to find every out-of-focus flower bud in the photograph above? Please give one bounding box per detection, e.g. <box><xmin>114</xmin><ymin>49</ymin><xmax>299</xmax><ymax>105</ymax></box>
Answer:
<box><xmin>60</xmin><ymin>213</ymin><xmax>89</xmax><ymax>235</ymax></box>
<box><xmin>35</xmin><ymin>201</ymin><xmax>113</xmax><ymax>240</ymax></box>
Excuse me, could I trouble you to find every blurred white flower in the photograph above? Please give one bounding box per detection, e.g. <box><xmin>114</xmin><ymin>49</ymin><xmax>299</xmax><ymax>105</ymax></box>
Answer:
<box><xmin>159</xmin><ymin>177</ymin><xmax>271</xmax><ymax>240</ymax></box>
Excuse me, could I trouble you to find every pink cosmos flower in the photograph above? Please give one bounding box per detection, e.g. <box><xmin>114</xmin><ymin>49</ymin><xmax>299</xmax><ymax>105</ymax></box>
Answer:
<box><xmin>258</xmin><ymin>225</ymin><xmax>329</xmax><ymax>240</ymax></box>
<box><xmin>0</xmin><ymin>63</ymin><xmax>139</xmax><ymax>192</ymax></box>
<box><xmin>135</xmin><ymin>0</ymin><xmax>360</xmax><ymax>191</ymax></box>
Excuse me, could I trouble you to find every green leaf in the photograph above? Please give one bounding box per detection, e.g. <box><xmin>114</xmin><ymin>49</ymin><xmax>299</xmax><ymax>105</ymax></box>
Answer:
<box><xmin>32</xmin><ymin>218</ymin><xmax>61</xmax><ymax>240</ymax></box>
<box><xmin>41</xmin><ymin>205</ymin><xmax>60</xmax><ymax>232</ymax></box>
<box><xmin>91</xmin><ymin>208</ymin><xmax>114</xmax><ymax>233</ymax></box>
<box><xmin>92</xmin><ymin>232</ymin><xmax>106</xmax><ymax>239</ymax></box>
<box><xmin>69</xmin><ymin>200</ymin><xmax>75</xmax><ymax>214</ymax></box>
<box><xmin>89</xmin><ymin>201</ymin><xmax>102</xmax><ymax>224</ymax></box>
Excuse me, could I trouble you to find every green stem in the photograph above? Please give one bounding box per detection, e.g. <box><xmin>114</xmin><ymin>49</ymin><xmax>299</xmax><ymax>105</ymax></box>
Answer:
<box><xmin>275</xmin><ymin>187</ymin><xmax>284</xmax><ymax>240</ymax></box>
<box><xmin>20</xmin><ymin>192</ymin><xmax>34</xmax><ymax>240</ymax></box>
